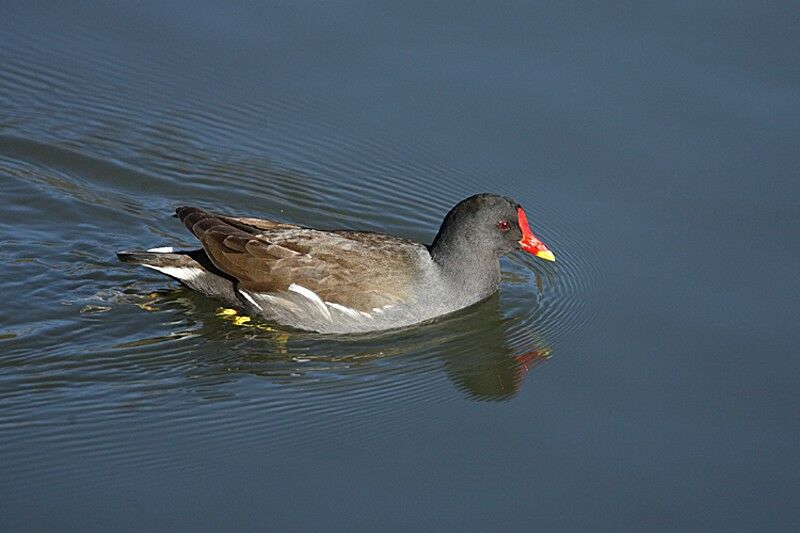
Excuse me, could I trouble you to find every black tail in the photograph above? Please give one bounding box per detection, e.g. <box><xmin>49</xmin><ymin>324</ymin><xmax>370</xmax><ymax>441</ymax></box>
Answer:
<box><xmin>116</xmin><ymin>248</ymin><xmax>234</xmax><ymax>280</ymax></box>
<box><xmin>116</xmin><ymin>249</ymin><xmax>184</xmax><ymax>266</ymax></box>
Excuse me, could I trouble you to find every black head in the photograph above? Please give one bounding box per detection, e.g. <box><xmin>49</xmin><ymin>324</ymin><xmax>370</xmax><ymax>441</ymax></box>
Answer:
<box><xmin>431</xmin><ymin>193</ymin><xmax>554</xmax><ymax>262</ymax></box>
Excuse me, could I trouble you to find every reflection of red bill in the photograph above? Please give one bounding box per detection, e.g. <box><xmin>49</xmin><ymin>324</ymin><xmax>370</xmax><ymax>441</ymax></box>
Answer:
<box><xmin>517</xmin><ymin>207</ymin><xmax>555</xmax><ymax>261</ymax></box>
<box><xmin>513</xmin><ymin>347</ymin><xmax>552</xmax><ymax>388</ymax></box>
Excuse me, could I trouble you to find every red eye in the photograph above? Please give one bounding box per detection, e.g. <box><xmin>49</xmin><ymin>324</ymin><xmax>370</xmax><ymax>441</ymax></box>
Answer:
<box><xmin>498</xmin><ymin>220</ymin><xmax>511</xmax><ymax>231</ymax></box>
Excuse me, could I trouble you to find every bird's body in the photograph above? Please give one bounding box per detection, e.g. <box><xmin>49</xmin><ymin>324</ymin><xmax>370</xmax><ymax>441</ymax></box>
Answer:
<box><xmin>118</xmin><ymin>194</ymin><xmax>554</xmax><ymax>334</ymax></box>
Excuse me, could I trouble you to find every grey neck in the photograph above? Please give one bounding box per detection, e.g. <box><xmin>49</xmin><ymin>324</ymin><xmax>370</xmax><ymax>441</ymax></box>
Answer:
<box><xmin>429</xmin><ymin>230</ymin><xmax>502</xmax><ymax>302</ymax></box>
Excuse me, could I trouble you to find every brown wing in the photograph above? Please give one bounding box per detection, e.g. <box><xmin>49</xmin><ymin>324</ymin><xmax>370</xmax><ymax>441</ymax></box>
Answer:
<box><xmin>175</xmin><ymin>207</ymin><xmax>425</xmax><ymax>311</ymax></box>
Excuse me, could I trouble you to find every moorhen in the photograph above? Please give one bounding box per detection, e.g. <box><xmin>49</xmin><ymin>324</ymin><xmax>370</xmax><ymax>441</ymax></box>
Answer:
<box><xmin>117</xmin><ymin>193</ymin><xmax>554</xmax><ymax>333</ymax></box>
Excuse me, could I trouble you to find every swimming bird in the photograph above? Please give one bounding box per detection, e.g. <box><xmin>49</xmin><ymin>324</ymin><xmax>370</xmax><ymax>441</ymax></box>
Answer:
<box><xmin>117</xmin><ymin>193</ymin><xmax>554</xmax><ymax>334</ymax></box>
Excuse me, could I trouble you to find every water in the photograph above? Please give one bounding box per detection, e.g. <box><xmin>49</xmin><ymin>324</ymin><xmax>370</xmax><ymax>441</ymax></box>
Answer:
<box><xmin>1</xmin><ymin>1</ymin><xmax>798</xmax><ymax>530</ymax></box>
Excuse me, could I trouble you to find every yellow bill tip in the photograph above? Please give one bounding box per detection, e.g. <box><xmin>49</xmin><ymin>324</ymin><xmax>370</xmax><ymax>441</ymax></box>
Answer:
<box><xmin>535</xmin><ymin>249</ymin><xmax>556</xmax><ymax>262</ymax></box>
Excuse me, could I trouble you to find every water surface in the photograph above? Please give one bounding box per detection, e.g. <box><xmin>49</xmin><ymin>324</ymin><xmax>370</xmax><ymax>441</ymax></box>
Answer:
<box><xmin>1</xmin><ymin>1</ymin><xmax>798</xmax><ymax>530</ymax></box>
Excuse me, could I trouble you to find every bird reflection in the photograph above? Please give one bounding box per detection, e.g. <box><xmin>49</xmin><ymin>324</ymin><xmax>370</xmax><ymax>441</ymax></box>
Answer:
<box><xmin>114</xmin><ymin>287</ymin><xmax>551</xmax><ymax>402</ymax></box>
<box><xmin>428</xmin><ymin>294</ymin><xmax>550</xmax><ymax>401</ymax></box>
<box><xmin>444</xmin><ymin>344</ymin><xmax>550</xmax><ymax>401</ymax></box>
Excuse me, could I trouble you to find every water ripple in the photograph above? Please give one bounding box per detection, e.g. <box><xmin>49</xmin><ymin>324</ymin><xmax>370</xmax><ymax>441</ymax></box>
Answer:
<box><xmin>0</xmin><ymin>26</ymin><xmax>594</xmax><ymax>484</ymax></box>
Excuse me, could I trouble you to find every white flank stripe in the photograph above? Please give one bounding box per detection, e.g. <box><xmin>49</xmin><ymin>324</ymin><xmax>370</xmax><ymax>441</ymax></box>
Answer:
<box><xmin>288</xmin><ymin>284</ymin><xmax>332</xmax><ymax>320</ymax></box>
<box><xmin>239</xmin><ymin>290</ymin><xmax>262</xmax><ymax>310</ymax></box>
<box><xmin>142</xmin><ymin>265</ymin><xmax>202</xmax><ymax>281</ymax></box>
<box><xmin>326</xmin><ymin>302</ymin><xmax>363</xmax><ymax>319</ymax></box>
<box><xmin>146</xmin><ymin>246</ymin><xmax>175</xmax><ymax>253</ymax></box>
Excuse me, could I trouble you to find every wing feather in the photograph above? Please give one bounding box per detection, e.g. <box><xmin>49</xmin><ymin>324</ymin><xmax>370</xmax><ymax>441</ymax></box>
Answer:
<box><xmin>175</xmin><ymin>206</ymin><xmax>428</xmax><ymax>311</ymax></box>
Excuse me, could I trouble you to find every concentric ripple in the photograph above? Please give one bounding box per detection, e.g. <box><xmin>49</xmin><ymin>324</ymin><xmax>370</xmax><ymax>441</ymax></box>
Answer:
<box><xmin>0</xmin><ymin>25</ymin><xmax>595</xmax><ymax>486</ymax></box>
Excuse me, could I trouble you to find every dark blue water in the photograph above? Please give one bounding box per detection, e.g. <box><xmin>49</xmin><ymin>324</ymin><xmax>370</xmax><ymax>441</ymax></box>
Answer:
<box><xmin>1</xmin><ymin>1</ymin><xmax>798</xmax><ymax>530</ymax></box>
